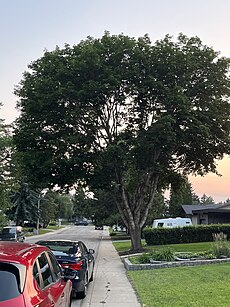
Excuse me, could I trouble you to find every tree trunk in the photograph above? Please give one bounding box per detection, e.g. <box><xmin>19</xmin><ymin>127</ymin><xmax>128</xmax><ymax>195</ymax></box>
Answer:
<box><xmin>129</xmin><ymin>224</ymin><xmax>143</xmax><ymax>252</ymax></box>
<box><xmin>115</xmin><ymin>169</ymin><xmax>159</xmax><ymax>253</ymax></box>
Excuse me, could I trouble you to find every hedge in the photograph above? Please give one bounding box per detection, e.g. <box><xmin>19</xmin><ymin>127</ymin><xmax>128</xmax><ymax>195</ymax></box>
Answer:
<box><xmin>143</xmin><ymin>224</ymin><xmax>230</xmax><ymax>245</ymax></box>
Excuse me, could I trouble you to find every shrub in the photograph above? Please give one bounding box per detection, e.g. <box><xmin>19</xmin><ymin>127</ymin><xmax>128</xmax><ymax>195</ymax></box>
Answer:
<box><xmin>212</xmin><ymin>232</ymin><xmax>230</xmax><ymax>258</ymax></box>
<box><xmin>137</xmin><ymin>253</ymin><xmax>152</xmax><ymax>264</ymax></box>
<box><xmin>151</xmin><ymin>248</ymin><xmax>175</xmax><ymax>261</ymax></box>
<box><xmin>143</xmin><ymin>225</ymin><xmax>230</xmax><ymax>245</ymax></box>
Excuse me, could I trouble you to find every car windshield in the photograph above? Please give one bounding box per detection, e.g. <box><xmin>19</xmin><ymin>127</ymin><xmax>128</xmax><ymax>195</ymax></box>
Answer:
<box><xmin>0</xmin><ymin>263</ymin><xmax>21</xmax><ymax>301</ymax></box>
<box><xmin>39</xmin><ymin>242</ymin><xmax>77</xmax><ymax>255</ymax></box>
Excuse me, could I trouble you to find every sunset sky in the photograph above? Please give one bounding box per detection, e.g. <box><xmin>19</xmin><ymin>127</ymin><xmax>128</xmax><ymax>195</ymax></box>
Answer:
<box><xmin>0</xmin><ymin>0</ymin><xmax>229</xmax><ymax>202</ymax></box>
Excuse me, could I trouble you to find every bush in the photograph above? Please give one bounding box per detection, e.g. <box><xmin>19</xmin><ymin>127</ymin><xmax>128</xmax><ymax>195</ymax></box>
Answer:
<box><xmin>138</xmin><ymin>253</ymin><xmax>152</xmax><ymax>264</ymax></box>
<box><xmin>143</xmin><ymin>225</ymin><xmax>230</xmax><ymax>245</ymax></box>
<box><xmin>129</xmin><ymin>248</ymin><xmax>175</xmax><ymax>264</ymax></box>
<box><xmin>151</xmin><ymin>248</ymin><xmax>175</xmax><ymax>261</ymax></box>
<box><xmin>212</xmin><ymin>232</ymin><xmax>230</xmax><ymax>258</ymax></box>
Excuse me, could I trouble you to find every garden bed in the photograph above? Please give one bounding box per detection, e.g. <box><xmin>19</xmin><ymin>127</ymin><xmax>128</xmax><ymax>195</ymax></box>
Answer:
<box><xmin>123</xmin><ymin>256</ymin><xmax>230</xmax><ymax>270</ymax></box>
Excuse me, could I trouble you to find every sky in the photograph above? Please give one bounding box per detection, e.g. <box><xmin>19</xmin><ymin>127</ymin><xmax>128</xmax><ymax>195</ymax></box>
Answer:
<box><xmin>0</xmin><ymin>0</ymin><xmax>229</xmax><ymax>202</ymax></box>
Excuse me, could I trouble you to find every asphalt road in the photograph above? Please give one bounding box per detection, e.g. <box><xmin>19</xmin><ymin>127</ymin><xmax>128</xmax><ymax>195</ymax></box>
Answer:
<box><xmin>26</xmin><ymin>225</ymin><xmax>103</xmax><ymax>307</ymax></box>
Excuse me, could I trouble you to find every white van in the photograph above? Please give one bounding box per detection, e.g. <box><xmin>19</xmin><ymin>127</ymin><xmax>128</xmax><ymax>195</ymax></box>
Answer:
<box><xmin>152</xmin><ymin>217</ymin><xmax>192</xmax><ymax>228</ymax></box>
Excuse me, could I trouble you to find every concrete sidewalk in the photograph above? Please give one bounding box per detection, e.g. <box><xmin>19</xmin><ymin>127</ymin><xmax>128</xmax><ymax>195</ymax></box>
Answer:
<box><xmin>81</xmin><ymin>229</ymin><xmax>142</xmax><ymax>307</ymax></box>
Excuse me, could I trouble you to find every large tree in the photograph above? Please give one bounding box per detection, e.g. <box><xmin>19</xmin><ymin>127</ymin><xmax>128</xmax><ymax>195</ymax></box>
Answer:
<box><xmin>14</xmin><ymin>33</ymin><xmax>230</xmax><ymax>251</ymax></box>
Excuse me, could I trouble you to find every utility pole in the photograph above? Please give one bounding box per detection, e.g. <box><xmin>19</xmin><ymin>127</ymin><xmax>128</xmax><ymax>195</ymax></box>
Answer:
<box><xmin>36</xmin><ymin>193</ymin><xmax>41</xmax><ymax>235</ymax></box>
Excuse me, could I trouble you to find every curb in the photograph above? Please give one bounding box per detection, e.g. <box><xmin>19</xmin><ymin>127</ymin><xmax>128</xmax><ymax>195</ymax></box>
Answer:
<box><xmin>123</xmin><ymin>256</ymin><xmax>230</xmax><ymax>270</ymax></box>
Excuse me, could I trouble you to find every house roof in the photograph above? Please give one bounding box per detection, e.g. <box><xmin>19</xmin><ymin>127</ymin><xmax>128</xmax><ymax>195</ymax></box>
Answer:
<box><xmin>182</xmin><ymin>204</ymin><xmax>224</xmax><ymax>215</ymax></box>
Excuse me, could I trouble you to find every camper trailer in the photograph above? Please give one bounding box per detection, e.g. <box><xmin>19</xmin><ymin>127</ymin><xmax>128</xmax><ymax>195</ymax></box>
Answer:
<box><xmin>152</xmin><ymin>217</ymin><xmax>192</xmax><ymax>228</ymax></box>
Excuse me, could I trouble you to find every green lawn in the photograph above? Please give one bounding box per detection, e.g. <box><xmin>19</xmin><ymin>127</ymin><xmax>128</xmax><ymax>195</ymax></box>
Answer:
<box><xmin>128</xmin><ymin>263</ymin><xmax>230</xmax><ymax>307</ymax></box>
<box><xmin>113</xmin><ymin>240</ymin><xmax>213</xmax><ymax>253</ymax></box>
<box><xmin>24</xmin><ymin>225</ymin><xmax>64</xmax><ymax>236</ymax></box>
<box><xmin>114</xmin><ymin>240</ymin><xmax>230</xmax><ymax>306</ymax></box>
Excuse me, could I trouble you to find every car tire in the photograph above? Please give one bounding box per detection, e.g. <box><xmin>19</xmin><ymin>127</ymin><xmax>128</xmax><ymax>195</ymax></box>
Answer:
<box><xmin>77</xmin><ymin>285</ymin><xmax>87</xmax><ymax>299</ymax></box>
<box><xmin>77</xmin><ymin>276</ymin><xmax>87</xmax><ymax>299</ymax></box>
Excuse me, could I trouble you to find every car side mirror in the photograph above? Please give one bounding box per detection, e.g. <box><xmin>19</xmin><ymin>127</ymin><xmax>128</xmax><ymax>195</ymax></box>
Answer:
<box><xmin>88</xmin><ymin>248</ymin><xmax>95</xmax><ymax>254</ymax></box>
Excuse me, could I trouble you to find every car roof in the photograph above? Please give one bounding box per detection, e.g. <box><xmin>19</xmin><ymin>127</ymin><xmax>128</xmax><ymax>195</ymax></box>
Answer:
<box><xmin>36</xmin><ymin>240</ymin><xmax>80</xmax><ymax>245</ymax></box>
<box><xmin>0</xmin><ymin>242</ymin><xmax>50</xmax><ymax>267</ymax></box>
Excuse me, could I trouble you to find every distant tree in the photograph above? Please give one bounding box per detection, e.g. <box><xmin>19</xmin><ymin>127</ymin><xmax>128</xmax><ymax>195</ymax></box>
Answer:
<box><xmin>200</xmin><ymin>194</ymin><xmax>215</xmax><ymax>205</ymax></box>
<box><xmin>40</xmin><ymin>191</ymin><xmax>73</xmax><ymax>226</ymax></box>
<box><xmin>72</xmin><ymin>187</ymin><xmax>118</xmax><ymax>225</ymax></box>
<box><xmin>145</xmin><ymin>191</ymin><xmax>166</xmax><ymax>225</ymax></box>
<box><xmin>14</xmin><ymin>33</ymin><xmax>230</xmax><ymax>251</ymax></box>
<box><xmin>7</xmin><ymin>181</ymin><xmax>40</xmax><ymax>225</ymax></box>
<box><xmin>39</xmin><ymin>191</ymin><xmax>57</xmax><ymax>226</ymax></box>
<box><xmin>72</xmin><ymin>187</ymin><xmax>92</xmax><ymax>219</ymax></box>
<box><xmin>169</xmin><ymin>177</ymin><xmax>193</xmax><ymax>216</ymax></box>
<box><xmin>192</xmin><ymin>192</ymin><xmax>200</xmax><ymax>204</ymax></box>
<box><xmin>56</xmin><ymin>193</ymin><xmax>73</xmax><ymax>220</ymax></box>
<box><xmin>0</xmin><ymin>106</ymin><xmax>13</xmax><ymax>212</ymax></box>
<box><xmin>90</xmin><ymin>189</ymin><xmax>117</xmax><ymax>226</ymax></box>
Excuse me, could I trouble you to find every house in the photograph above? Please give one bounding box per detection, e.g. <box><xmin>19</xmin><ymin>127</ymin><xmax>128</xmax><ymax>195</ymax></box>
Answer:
<box><xmin>182</xmin><ymin>204</ymin><xmax>230</xmax><ymax>225</ymax></box>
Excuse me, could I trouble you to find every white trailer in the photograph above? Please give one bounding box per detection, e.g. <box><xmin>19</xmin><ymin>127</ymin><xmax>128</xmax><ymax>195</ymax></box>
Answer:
<box><xmin>152</xmin><ymin>217</ymin><xmax>192</xmax><ymax>228</ymax></box>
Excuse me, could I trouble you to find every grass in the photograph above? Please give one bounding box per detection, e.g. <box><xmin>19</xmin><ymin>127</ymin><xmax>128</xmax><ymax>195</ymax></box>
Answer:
<box><xmin>46</xmin><ymin>225</ymin><xmax>64</xmax><ymax>230</ymax></box>
<box><xmin>24</xmin><ymin>225</ymin><xmax>65</xmax><ymax>236</ymax></box>
<box><xmin>115</xmin><ymin>240</ymin><xmax>230</xmax><ymax>306</ymax></box>
<box><xmin>113</xmin><ymin>240</ymin><xmax>213</xmax><ymax>253</ymax></box>
<box><xmin>128</xmin><ymin>263</ymin><xmax>230</xmax><ymax>307</ymax></box>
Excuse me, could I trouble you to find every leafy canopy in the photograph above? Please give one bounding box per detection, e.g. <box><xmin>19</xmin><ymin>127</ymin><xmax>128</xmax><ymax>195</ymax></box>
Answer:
<box><xmin>14</xmin><ymin>32</ymin><xmax>230</xmax><ymax>191</ymax></box>
<box><xmin>14</xmin><ymin>32</ymin><xmax>230</xmax><ymax>250</ymax></box>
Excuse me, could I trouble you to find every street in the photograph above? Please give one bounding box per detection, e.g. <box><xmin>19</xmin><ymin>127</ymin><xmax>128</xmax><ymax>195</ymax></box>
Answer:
<box><xmin>27</xmin><ymin>225</ymin><xmax>103</xmax><ymax>307</ymax></box>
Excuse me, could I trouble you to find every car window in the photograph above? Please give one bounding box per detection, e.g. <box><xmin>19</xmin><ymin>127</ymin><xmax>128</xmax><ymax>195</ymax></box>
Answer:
<box><xmin>79</xmin><ymin>242</ymin><xmax>88</xmax><ymax>256</ymax></box>
<box><xmin>37</xmin><ymin>253</ymin><xmax>54</xmax><ymax>288</ymax></box>
<box><xmin>33</xmin><ymin>261</ymin><xmax>41</xmax><ymax>287</ymax></box>
<box><xmin>47</xmin><ymin>252</ymin><xmax>62</xmax><ymax>280</ymax></box>
<box><xmin>0</xmin><ymin>264</ymin><xmax>20</xmax><ymax>301</ymax></box>
<box><xmin>2</xmin><ymin>228</ymin><xmax>16</xmax><ymax>234</ymax></box>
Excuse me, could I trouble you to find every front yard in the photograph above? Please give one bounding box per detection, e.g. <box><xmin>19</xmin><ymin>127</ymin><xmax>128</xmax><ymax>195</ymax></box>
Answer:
<box><xmin>128</xmin><ymin>263</ymin><xmax>230</xmax><ymax>307</ymax></box>
<box><xmin>113</xmin><ymin>240</ymin><xmax>230</xmax><ymax>307</ymax></box>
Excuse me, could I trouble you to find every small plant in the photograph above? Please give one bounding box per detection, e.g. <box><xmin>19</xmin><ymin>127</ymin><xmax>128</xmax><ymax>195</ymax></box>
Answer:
<box><xmin>212</xmin><ymin>232</ymin><xmax>230</xmax><ymax>258</ymax></box>
<box><xmin>151</xmin><ymin>248</ymin><xmax>175</xmax><ymax>262</ymax></box>
<box><xmin>175</xmin><ymin>252</ymin><xmax>193</xmax><ymax>259</ymax></box>
<box><xmin>138</xmin><ymin>253</ymin><xmax>152</xmax><ymax>264</ymax></box>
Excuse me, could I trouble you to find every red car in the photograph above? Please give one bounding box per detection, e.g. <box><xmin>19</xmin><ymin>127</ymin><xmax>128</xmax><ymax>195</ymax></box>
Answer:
<box><xmin>0</xmin><ymin>241</ymin><xmax>72</xmax><ymax>306</ymax></box>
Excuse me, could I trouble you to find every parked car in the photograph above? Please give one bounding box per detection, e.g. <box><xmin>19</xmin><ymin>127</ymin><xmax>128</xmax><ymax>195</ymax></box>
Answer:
<box><xmin>94</xmin><ymin>224</ymin><xmax>103</xmax><ymax>230</ymax></box>
<box><xmin>24</xmin><ymin>221</ymin><xmax>43</xmax><ymax>228</ymax></box>
<box><xmin>0</xmin><ymin>226</ymin><xmax>25</xmax><ymax>242</ymax></box>
<box><xmin>112</xmin><ymin>225</ymin><xmax>127</xmax><ymax>232</ymax></box>
<box><xmin>74</xmin><ymin>220</ymin><xmax>88</xmax><ymax>226</ymax></box>
<box><xmin>0</xmin><ymin>241</ymin><xmax>73</xmax><ymax>306</ymax></box>
<box><xmin>35</xmin><ymin>240</ymin><xmax>95</xmax><ymax>299</ymax></box>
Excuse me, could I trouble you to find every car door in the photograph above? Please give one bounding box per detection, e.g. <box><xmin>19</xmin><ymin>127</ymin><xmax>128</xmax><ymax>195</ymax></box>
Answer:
<box><xmin>33</xmin><ymin>252</ymin><xmax>70</xmax><ymax>307</ymax></box>
<box><xmin>32</xmin><ymin>255</ymin><xmax>55</xmax><ymax>307</ymax></box>
<box><xmin>79</xmin><ymin>242</ymin><xmax>94</xmax><ymax>281</ymax></box>
<box><xmin>46</xmin><ymin>252</ymin><xmax>71</xmax><ymax>307</ymax></box>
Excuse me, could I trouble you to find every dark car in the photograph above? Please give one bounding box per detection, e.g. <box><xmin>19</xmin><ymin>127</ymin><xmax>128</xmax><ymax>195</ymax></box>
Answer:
<box><xmin>36</xmin><ymin>240</ymin><xmax>95</xmax><ymax>299</ymax></box>
<box><xmin>0</xmin><ymin>241</ymin><xmax>72</xmax><ymax>306</ymax></box>
<box><xmin>94</xmin><ymin>224</ymin><xmax>103</xmax><ymax>230</ymax></box>
<box><xmin>74</xmin><ymin>220</ymin><xmax>88</xmax><ymax>226</ymax></box>
<box><xmin>0</xmin><ymin>226</ymin><xmax>25</xmax><ymax>242</ymax></box>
